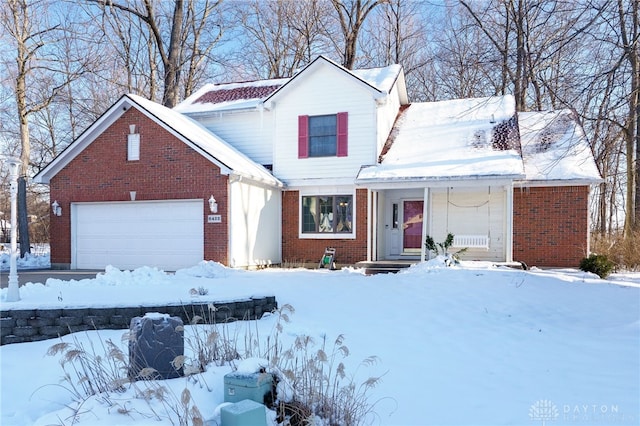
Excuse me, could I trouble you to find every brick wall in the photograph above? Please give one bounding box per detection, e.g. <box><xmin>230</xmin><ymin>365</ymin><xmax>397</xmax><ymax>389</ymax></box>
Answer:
<box><xmin>49</xmin><ymin>107</ymin><xmax>229</xmax><ymax>267</ymax></box>
<box><xmin>513</xmin><ymin>186</ymin><xmax>590</xmax><ymax>267</ymax></box>
<box><xmin>282</xmin><ymin>189</ymin><xmax>368</xmax><ymax>266</ymax></box>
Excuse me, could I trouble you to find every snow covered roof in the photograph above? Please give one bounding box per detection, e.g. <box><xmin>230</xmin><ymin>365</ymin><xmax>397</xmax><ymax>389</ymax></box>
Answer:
<box><xmin>356</xmin><ymin>95</ymin><xmax>526</xmax><ymax>187</ymax></box>
<box><xmin>34</xmin><ymin>94</ymin><xmax>283</xmax><ymax>188</ymax></box>
<box><xmin>174</xmin><ymin>56</ymin><xmax>405</xmax><ymax>114</ymax></box>
<box><xmin>518</xmin><ymin>110</ymin><xmax>601</xmax><ymax>184</ymax></box>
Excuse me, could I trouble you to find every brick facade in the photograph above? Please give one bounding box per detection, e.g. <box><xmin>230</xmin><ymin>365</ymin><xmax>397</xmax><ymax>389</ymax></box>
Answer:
<box><xmin>49</xmin><ymin>108</ymin><xmax>229</xmax><ymax>267</ymax></box>
<box><xmin>282</xmin><ymin>189</ymin><xmax>368</xmax><ymax>266</ymax></box>
<box><xmin>513</xmin><ymin>186</ymin><xmax>590</xmax><ymax>267</ymax></box>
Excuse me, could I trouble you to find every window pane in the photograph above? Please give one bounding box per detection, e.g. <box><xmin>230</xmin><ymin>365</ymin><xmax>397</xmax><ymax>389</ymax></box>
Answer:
<box><xmin>309</xmin><ymin>135</ymin><xmax>337</xmax><ymax>156</ymax></box>
<box><xmin>309</xmin><ymin>115</ymin><xmax>336</xmax><ymax>135</ymax></box>
<box><xmin>302</xmin><ymin>196</ymin><xmax>317</xmax><ymax>232</ymax></box>
<box><xmin>318</xmin><ymin>196</ymin><xmax>333</xmax><ymax>232</ymax></box>
<box><xmin>336</xmin><ymin>196</ymin><xmax>352</xmax><ymax>232</ymax></box>
<box><xmin>309</xmin><ymin>115</ymin><xmax>336</xmax><ymax>157</ymax></box>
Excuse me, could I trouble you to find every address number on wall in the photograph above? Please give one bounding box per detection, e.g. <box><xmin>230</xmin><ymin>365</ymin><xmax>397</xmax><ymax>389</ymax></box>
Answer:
<box><xmin>207</xmin><ymin>215</ymin><xmax>222</xmax><ymax>223</ymax></box>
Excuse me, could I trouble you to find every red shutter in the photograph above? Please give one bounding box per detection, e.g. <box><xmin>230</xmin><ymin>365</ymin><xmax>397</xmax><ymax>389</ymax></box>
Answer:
<box><xmin>298</xmin><ymin>115</ymin><xmax>309</xmax><ymax>158</ymax></box>
<box><xmin>337</xmin><ymin>112</ymin><xmax>348</xmax><ymax>157</ymax></box>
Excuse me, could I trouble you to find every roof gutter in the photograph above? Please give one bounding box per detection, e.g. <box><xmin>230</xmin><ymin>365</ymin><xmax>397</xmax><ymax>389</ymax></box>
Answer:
<box><xmin>179</xmin><ymin>104</ymin><xmax>262</xmax><ymax>117</ymax></box>
<box><xmin>514</xmin><ymin>177</ymin><xmax>603</xmax><ymax>188</ymax></box>
<box><xmin>355</xmin><ymin>173</ymin><xmax>525</xmax><ymax>190</ymax></box>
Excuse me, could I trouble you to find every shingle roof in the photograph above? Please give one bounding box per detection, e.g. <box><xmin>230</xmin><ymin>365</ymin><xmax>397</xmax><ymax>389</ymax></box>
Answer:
<box><xmin>518</xmin><ymin>110</ymin><xmax>601</xmax><ymax>183</ymax></box>
<box><xmin>193</xmin><ymin>85</ymin><xmax>282</xmax><ymax>105</ymax></box>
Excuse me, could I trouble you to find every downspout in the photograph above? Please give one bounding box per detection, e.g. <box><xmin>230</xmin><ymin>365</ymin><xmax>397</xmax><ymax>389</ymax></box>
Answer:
<box><xmin>506</xmin><ymin>183</ymin><xmax>514</xmax><ymax>262</ymax></box>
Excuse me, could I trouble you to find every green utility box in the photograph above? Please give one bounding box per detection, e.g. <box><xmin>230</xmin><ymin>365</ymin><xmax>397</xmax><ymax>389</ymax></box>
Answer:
<box><xmin>221</xmin><ymin>399</ymin><xmax>267</xmax><ymax>426</ymax></box>
<box><xmin>223</xmin><ymin>371</ymin><xmax>273</xmax><ymax>404</ymax></box>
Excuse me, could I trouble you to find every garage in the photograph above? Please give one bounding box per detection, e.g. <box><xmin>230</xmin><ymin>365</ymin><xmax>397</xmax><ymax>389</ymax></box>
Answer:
<box><xmin>72</xmin><ymin>200</ymin><xmax>204</xmax><ymax>271</ymax></box>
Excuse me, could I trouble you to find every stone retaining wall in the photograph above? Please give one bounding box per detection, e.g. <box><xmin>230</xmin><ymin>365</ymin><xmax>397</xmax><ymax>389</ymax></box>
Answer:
<box><xmin>0</xmin><ymin>296</ymin><xmax>277</xmax><ymax>345</ymax></box>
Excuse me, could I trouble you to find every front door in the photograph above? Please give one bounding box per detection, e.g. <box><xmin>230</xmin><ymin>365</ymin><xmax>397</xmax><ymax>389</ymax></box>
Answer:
<box><xmin>402</xmin><ymin>200</ymin><xmax>423</xmax><ymax>252</ymax></box>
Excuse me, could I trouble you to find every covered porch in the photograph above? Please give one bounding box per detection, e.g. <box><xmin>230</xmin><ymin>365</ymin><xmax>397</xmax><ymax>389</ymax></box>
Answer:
<box><xmin>361</xmin><ymin>180</ymin><xmax>516</xmax><ymax>264</ymax></box>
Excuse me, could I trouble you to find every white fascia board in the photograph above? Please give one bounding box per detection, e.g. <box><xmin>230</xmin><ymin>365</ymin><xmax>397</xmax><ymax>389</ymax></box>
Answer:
<box><xmin>181</xmin><ymin>102</ymin><xmax>263</xmax><ymax>116</ymax></box>
<box><xmin>355</xmin><ymin>175</ymin><xmax>523</xmax><ymax>190</ymax></box>
<box><xmin>514</xmin><ymin>178</ymin><xmax>603</xmax><ymax>188</ymax></box>
<box><xmin>282</xmin><ymin>177</ymin><xmax>356</xmax><ymax>189</ymax></box>
<box><xmin>229</xmin><ymin>171</ymin><xmax>284</xmax><ymax>190</ymax></box>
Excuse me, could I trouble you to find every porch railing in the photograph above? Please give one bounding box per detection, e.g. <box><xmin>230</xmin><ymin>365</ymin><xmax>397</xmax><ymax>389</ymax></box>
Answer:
<box><xmin>452</xmin><ymin>235</ymin><xmax>490</xmax><ymax>249</ymax></box>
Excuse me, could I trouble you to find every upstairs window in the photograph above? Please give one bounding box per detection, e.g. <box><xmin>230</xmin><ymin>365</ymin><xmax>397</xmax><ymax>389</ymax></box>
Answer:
<box><xmin>298</xmin><ymin>112</ymin><xmax>348</xmax><ymax>158</ymax></box>
<box><xmin>302</xmin><ymin>195</ymin><xmax>353</xmax><ymax>234</ymax></box>
<box><xmin>309</xmin><ymin>115</ymin><xmax>336</xmax><ymax>156</ymax></box>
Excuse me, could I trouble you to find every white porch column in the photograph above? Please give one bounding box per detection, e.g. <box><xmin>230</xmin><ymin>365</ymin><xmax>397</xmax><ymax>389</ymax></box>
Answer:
<box><xmin>505</xmin><ymin>184</ymin><xmax>514</xmax><ymax>262</ymax></box>
<box><xmin>420</xmin><ymin>187</ymin><xmax>429</xmax><ymax>262</ymax></box>
<box><xmin>367</xmin><ymin>189</ymin><xmax>373</xmax><ymax>262</ymax></box>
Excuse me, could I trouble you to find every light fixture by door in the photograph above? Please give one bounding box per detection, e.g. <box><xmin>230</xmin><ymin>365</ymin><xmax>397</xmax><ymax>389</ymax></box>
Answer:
<box><xmin>208</xmin><ymin>195</ymin><xmax>218</xmax><ymax>213</ymax></box>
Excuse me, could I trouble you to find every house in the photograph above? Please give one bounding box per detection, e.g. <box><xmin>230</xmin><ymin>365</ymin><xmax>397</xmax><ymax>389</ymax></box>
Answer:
<box><xmin>34</xmin><ymin>56</ymin><xmax>601</xmax><ymax>270</ymax></box>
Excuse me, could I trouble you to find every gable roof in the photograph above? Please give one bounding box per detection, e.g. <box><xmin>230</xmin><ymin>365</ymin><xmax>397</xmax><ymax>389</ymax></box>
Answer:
<box><xmin>264</xmin><ymin>56</ymin><xmax>404</xmax><ymax>107</ymax></box>
<box><xmin>174</xmin><ymin>55</ymin><xmax>407</xmax><ymax>114</ymax></box>
<box><xmin>356</xmin><ymin>95</ymin><xmax>525</xmax><ymax>188</ymax></box>
<box><xmin>518</xmin><ymin>110</ymin><xmax>601</xmax><ymax>185</ymax></box>
<box><xmin>34</xmin><ymin>94</ymin><xmax>283</xmax><ymax>188</ymax></box>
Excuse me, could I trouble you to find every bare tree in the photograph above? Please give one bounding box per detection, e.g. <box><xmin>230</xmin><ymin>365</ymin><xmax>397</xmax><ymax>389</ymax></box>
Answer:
<box><xmin>359</xmin><ymin>0</ymin><xmax>432</xmax><ymax>100</ymax></box>
<box><xmin>615</xmin><ymin>0</ymin><xmax>639</xmax><ymax>233</ymax></box>
<box><xmin>330</xmin><ymin>0</ymin><xmax>386</xmax><ymax>69</ymax></box>
<box><xmin>91</xmin><ymin>0</ymin><xmax>223</xmax><ymax>107</ymax></box>
<box><xmin>1</xmin><ymin>0</ymin><xmax>89</xmax><ymax>255</ymax></box>
<box><xmin>459</xmin><ymin>1</ymin><xmax>601</xmax><ymax>111</ymax></box>
<box><xmin>229</xmin><ymin>0</ymin><xmax>330</xmax><ymax>79</ymax></box>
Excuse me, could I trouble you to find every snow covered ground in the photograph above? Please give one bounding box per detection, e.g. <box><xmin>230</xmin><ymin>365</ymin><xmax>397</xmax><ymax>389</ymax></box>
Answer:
<box><xmin>0</xmin><ymin>244</ymin><xmax>51</xmax><ymax>271</ymax></box>
<box><xmin>1</xmin><ymin>255</ymin><xmax>638</xmax><ymax>426</ymax></box>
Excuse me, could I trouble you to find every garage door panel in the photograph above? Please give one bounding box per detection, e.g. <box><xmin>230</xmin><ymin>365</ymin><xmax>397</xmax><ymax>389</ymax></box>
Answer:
<box><xmin>73</xmin><ymin>200</ymin><xmax>204</xmax><ymax>270</ymax></box>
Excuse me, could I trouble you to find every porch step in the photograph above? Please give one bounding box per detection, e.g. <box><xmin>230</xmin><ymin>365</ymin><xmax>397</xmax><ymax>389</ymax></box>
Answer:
<box><xmin>355</xmin><ymin>261</ymin><xmax>416</xmax><ymax>275</ymax></box>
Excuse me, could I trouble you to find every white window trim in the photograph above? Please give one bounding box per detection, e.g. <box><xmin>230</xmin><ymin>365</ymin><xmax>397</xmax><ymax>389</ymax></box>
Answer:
<box><xmin>298</xmin><ymin>187</ymin><xmax>357</xmax><ymax>240</ymax></box>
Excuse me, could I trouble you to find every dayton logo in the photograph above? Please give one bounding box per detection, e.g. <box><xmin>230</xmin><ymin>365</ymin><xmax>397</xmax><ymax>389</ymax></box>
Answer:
<box><xmin>530</xmin><ymin>400</ymin><xmax>559</xmax><ymax>425</ymax></box>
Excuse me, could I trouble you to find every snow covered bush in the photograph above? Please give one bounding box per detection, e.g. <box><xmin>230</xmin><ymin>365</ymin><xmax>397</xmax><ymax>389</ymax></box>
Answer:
<box><xmin>580</xmin><ymin>253</ymin><xmax>615</xmax><ymax>278</ymax></box>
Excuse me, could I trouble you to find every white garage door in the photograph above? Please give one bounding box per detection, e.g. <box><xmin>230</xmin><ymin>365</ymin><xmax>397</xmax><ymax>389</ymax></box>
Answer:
<box><xmin>73</xmin><ymin>200</ymin><xmax>204</xmax><ymax>270</ymax></box>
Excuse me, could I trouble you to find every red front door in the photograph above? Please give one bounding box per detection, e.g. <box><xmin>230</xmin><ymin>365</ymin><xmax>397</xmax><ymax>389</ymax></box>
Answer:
<box><xmin>403</xmin><ymin>201</ymin><xmax>423</xmax><ymax>250</ymax></box>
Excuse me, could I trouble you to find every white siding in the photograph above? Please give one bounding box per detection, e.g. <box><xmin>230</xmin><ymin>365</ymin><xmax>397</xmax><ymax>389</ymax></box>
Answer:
<box><xmin>376</xmin><ymin>82</ymin><xmax>403</xmax><ymax>154</ymax></box>
<box><xmin>429</xmin><ymin>186</ymin><xmax>506</xmax><ymax>261</ymax></box>
<box><xmin>272</xmin><ymin>65</ymin><xmax>380</xmax><ymax>183</ymax></box>
<box><xmin>193</xmin><ymin>109</ymin><xmax>275</xmax><ymax>166</ymax></box>
<box><xmin>228</xmin><ymin>180</ymin><xmax>282</xmax><ymax>268</ymax></box>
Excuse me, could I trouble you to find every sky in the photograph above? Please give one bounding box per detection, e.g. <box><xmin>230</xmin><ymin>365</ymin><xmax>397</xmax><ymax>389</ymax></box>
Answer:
<box><xmin>1</xmin><ymin>252</ymin><xmax>638</xmax><ymax>426</ymax></box>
